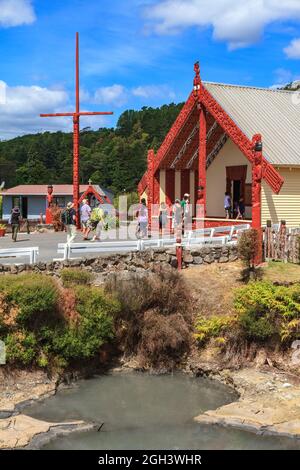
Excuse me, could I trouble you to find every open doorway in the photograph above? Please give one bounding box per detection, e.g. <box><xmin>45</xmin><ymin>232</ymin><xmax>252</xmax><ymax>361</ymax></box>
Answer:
<box><xmin>226</xmin><ymin>165</ymin><xmax>247</xmax><ymax>218</ymax></box>
<box><xmin>21</xmin><ymin>197</ymin><xmax>28</xmax><ymax>219</ymax></box>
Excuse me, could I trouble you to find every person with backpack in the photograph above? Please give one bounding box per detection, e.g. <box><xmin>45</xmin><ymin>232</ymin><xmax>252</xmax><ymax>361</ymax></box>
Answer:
<box><xmin>61</xmin><ymin>202</ymin><xmax>77</xmax><ymax>244</ymax></box>
<box><xmin>172</xmin><ymin>199</ymin><xmax>182</xmax><ymax>236</ymax></box>
<box><xmin>90</xmin><ymin>205</ymin><xmax>105</xmax><ymax>242</ymax></box>
<box><xmin>9</xmin><ymin>207</ymin><xmax>21</xmax><ymax>242</ymax></box>
<box><xmin>136</xmin><ymin>198</ymin><xmax>148</xmax><ymax>239</ymax></box>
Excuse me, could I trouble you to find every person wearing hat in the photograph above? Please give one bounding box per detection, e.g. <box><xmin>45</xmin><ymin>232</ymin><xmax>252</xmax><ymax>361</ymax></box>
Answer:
<box><xmin>9</xmin><ymin>207</ymin><xmax>21</xmax><ymax>242</ymax></box>
<box><xmin>181</xmin><ymin>193</ymin><xmax>191</xmax><ymax>234</ymax></box>
<box><xmin>61</xmin><ymin>202</ymin><xmax>77</xmax><ymax>244</ymax></box>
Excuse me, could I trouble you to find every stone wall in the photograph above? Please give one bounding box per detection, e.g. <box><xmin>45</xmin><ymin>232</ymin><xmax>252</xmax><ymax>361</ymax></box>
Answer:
<box><xmin>0</xmin><ymin>244</ymin><xmax>238</xmax><ymax>279</ymax></box>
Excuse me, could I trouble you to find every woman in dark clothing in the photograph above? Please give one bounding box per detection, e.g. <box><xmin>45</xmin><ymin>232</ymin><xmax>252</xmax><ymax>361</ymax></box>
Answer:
<box><xmin>10</xmin><ymin>207</ymin><xmax>21</xmax><ymax>242</ymax></box>
<box><xmin>159</xmin><ymin>202</ymin><xmax>168</xmax><ymax>236</ymax></box>
<box><xmin>236</xmin><ymin>198</ymin><xmax>245</xmax><ymax>220</ymax></box>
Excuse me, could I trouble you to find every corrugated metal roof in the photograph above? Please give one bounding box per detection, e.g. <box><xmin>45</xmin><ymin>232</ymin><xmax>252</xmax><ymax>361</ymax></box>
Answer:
<box><xmin>203</xmin><ymin>82</ymin><xmax>300</xmax><ymax>166</ymax></box>
<box><xmin>0</xmin><ymin>184</ymin><xmax>107</xmax><ymax>196</ymax></box>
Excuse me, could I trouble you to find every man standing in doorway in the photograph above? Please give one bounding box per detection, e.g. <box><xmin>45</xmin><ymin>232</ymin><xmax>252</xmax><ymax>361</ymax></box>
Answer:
<box><xmin>62</xmin><ymin>202</ymin><xmax>77</xmax><ymax>244</ymax></box>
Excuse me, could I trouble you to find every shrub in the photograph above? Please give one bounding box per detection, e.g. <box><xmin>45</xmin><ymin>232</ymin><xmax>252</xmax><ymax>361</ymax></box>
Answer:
<box><xmin>105</xmin><ymin>270</ymin><xmax>193</xmax><ymax>369</ymax></box>
<box><xmin>42</xmin><ymin>287</ymin><xmax>118</xmax><ymax>361</ymax></box>
<box><xmin>60</xmin><ymin>268</ymin><xmax>94</xmax><ymax>287</ymax></box>
<box><xmin>194</xmin><ymin>315</ymin><xmax>235</xmax><ymax>345</ymax></box>
<box><xmin>237</xmin><ymin>229</ymin><xmax>259</xmax><ymax>270</ymax></box>
<box><xmin>5</xmin><ymin>331</ymin><xmax>37</xmax><ymax>366</ymax></box>
<box><xmin>0</xmin><ymin>275</ymin><xmax>59</xmax><ymax>327</ymax></box>
<box><xmin>138</xmin><ymin>311</ymin><xmax>191</xmax><ymax>369</ymax></box>
<box><xmin>0</xmin><ymin>275</ymin><xmax>119</xmax><ymax>370</ymax></box>
<box><xmin>234</xmin><ymin>281</ymin><xmax>300</xmax><ymax>341</ymax></box>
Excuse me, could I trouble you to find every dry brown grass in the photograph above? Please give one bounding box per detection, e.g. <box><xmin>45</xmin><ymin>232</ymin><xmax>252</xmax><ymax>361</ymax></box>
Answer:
<box><xmin>182</xmin><ymin>262</ymin><xmax>244</xmax><ymax>318</ymax></box>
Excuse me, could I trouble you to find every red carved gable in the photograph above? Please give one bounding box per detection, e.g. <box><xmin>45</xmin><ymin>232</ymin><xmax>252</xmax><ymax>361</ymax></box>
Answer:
<box><xmin>138</xmin><ymin>82</ymin><xmax>284</xmax><ymax>195</ymax></box>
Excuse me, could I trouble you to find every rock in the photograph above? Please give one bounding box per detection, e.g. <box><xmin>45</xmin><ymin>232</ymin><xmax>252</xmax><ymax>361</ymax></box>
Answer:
<box><xmin>204</xmin><ymin>255</ymin><xmax>214</xmax><ymax>264</ymax></box>
<box><xmin>190</xmin><ymin>249</ymin><xmax>201</xmax><ymax>256</ymax></box>
<box><xmin>194</xmin><ymin>368</ymin><xmax>300</xmax><ymax>439</ymax></box>
<box><xmin>193</xmin><ymin>256</ymin><xmax>203</xmax><ymax>265</ymax></box>
<box><xmin>218</xmin><ymin>256</ymin><xmax>229</xmax><ymax>263</ymax></box>
<box><xmin>37</xmin><ymin>262</ymin><xmax>46</xmax><ymax>271</ymax></box>
<box><xmin>166</xmin><ymin>248</ymin><xmax>176</xmax><ymax>256</ymax></box>
<box><xmin>255</xmin><ymin>350</ymin><xmax>267</xmax><ymax>368</ymax></box>
<box><xmin>183</xmin><ymin>253</ymin><xmax>194</xmax><ymax>264</ymax></box>
<box><xmin>0</xmin><ymin>415</ymin><xmax>92</xmax><ymax>449</ymax></box>
<box><xmin>155</xmin><ymin>253</ymin><xmax>170</xmax><ymax>262</ymax></box>
<box><xmin>10</xmin><ymin>265</ymin><xmax>18</xmax><ymax>274</ymax></box>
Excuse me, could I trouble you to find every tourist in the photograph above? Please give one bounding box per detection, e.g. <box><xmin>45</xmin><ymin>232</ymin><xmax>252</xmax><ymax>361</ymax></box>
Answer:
<box><xmin>159</xmin><ymin>202</ymin><xmax>168</xmax><ymax>236</ymax></box>
<box><xmin>80</xmin><ymin>198</ymin><xmax>91</xmax><ymax>240</ymax></box>
<box><xmin>236</xmin><ymin>197</ymin><xmax>245</xmax><ymax>220</ymax></box>
<box><xmin>181</xmin><ymin>193</ymin><xmax>191</xmax><ymax>234</ymax></box>
<box><xmin>61</xmin><ymin>202</ymin><xmax>77</xmax><ymax>244</ymax></box>
<box><xmin>224</xmin><ymin>192</ymin><xmax>231</xmax><ymax>219</ymax></box>
<box><xmin>89</xmin><ymin>205</ymin><xmax>105</xmax><ymax>242</ymax></box>
<box><xmin>172</xmin><ymin>199</ymin><xmax>182</xmax><ymax>236</ymax></box>
<box><xmin>136</xmin><ymin>198</ymin><xmax>148</xmax><ymax>239</ymax></box>
<box><xmin>9</xmin><ymin>207</ymin><xmax>21</xmax><ymax>242</ymax></box>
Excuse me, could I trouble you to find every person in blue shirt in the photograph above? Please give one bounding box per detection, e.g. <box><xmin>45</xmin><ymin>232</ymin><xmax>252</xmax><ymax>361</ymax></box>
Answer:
<box><xmin>224</xmin><ymin>192</ymin><xmax>231</xmax><ymax>219</ymax></box>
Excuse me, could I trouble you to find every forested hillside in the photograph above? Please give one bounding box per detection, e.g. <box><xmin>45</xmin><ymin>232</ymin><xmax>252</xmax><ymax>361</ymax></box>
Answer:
<box><xmin>0</xmin><ymin>102</ymin><xmax>183</xmax><ymax>194</ymax></box>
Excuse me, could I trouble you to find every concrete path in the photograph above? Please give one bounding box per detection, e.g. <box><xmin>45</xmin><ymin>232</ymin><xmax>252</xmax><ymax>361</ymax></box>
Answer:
<box><xmin>0</xmin><ymin>228</ymin><xmax>158</xmax><ymax>264</ymax></box>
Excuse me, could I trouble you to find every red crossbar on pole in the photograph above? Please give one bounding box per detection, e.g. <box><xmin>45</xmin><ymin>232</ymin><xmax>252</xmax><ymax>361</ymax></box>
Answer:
<box><xmin>40</xmin><ymin>32</ymin><xmax>113</xmax><ymax>228</ymax></box>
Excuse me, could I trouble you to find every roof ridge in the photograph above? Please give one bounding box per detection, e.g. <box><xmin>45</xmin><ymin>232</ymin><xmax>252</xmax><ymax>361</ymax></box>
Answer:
<box><xmin>203</xmin><ymin>81</ymin><xmax>293</xmax><ymax>94</ymax></box>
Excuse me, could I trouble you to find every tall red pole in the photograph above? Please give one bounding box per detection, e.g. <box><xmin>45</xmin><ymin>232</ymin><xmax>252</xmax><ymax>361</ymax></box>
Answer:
<box><xmin>198</xmin><ymin>104</ymin><xmax>207</xmax><ymax>217</ymax></box>
<box><xmin>147</xmin><ymin>149</ymin><xmax>154</xmax><ymax>234</ymax></box>
<box><xmin>193</xmin><ymin>62</ymin><xmax>206</xmax><ymax>222</ymax></box>
<box><xmin>252</xmin><ymin>134</ymin><xmax>263</xmax><ymax>265</ymax></box>
<box><xmin>40</xmin><ymin>33</ymin><xmax>113</xmax><ymax>230</ymax></box>
<box><xmin>73</xmin><ymin>32</ymin><xmax>80</xmax><ymax>227</ymax></box>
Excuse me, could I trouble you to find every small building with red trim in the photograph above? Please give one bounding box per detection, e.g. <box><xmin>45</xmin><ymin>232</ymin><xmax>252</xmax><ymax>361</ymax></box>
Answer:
<box><xmin>0</xmin><ymin>183</ymin><xmax>113</xmax><ymax>222</ymax></box>
<box><xmin>138</xmin><ymin>64</ymin><xmax>300</xmax><ymax>228</ymax></box>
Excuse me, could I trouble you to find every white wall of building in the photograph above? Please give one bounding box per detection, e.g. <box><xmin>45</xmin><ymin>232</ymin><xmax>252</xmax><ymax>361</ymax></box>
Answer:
<box><xmin>206</xmin><ymin>138</ymin><xmax>252</xmax><ymax>218</ymax></box>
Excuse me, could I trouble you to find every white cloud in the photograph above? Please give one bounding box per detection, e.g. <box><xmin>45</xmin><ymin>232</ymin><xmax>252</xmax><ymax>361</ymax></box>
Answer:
<box><xmin>132</xmin><ymin>84</ymin><xmax>175</xmax><ymax>100</ymax></box>
<box><xmin>270</xmin><ymin>68</ymin><xmax>300</xmax><ymax>89</ymax></box>
<box><xmin>0</xmin><ymin>81</ymin><xmax>71</xmax><ymax>139</ymax></box>
<box><xmin>0</xmin><ymin>0</ymin><xmax>36</xmax><ymax>27</ymax></box>
<box><xmin>145</xmin><ymin>0</ymin><xmax>300</xmax><ymax>49</ymax></box>
<box><xmin>284</xmin><ymin>38</ymin><xmax>300</xmax><ymax>59</ymax></box>
<box><xmin>93</xmin><ymin>84</ymin><xmax>127</xmax><ymax>107</ymax></box>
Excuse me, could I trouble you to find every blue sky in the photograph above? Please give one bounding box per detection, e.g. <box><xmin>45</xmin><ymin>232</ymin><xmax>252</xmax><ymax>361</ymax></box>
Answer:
<box><xmin>0</xmin><ymin>0</ymin><xmax>299</xmax><ymax>138</ymax></box>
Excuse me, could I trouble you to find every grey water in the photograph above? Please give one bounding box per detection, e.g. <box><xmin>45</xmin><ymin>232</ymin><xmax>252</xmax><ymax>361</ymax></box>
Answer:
<box><xmin>23</xmin><ymin>372</ymin><xmax>300</xmax><ymax>450</ymax></box>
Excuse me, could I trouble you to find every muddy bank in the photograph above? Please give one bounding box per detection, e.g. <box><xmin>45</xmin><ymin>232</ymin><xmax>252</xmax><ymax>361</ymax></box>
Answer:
<box><xmin>194</xmin><ymin>367</ymin><xmax>300</xmax><ymax>439</ymax></box>
<box><xmin>0</xmin><ymin>369</ymin><xmax>58</xmax><ymax>419</ymax></box>
<box><xmin>0</xmin><ymin>414</ymin><xmax>95</xmax><ymax>449</ymax></box>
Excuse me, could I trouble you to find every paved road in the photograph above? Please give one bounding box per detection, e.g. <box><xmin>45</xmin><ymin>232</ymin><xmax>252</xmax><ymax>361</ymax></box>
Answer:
<box><xmin>0</xmin><ymin>231</ymin><xmax>72</xmax><ymax>264</ymax></box>
<box><xmin>0</xmin><ymin>228</ymin><xmax>154</xmax><ymax>264</ymax></box>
